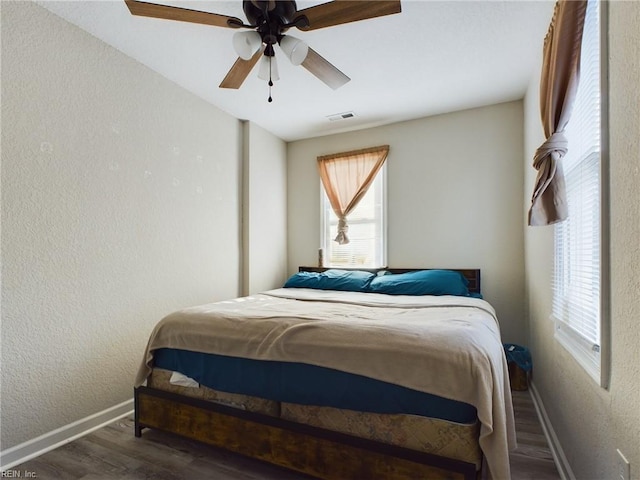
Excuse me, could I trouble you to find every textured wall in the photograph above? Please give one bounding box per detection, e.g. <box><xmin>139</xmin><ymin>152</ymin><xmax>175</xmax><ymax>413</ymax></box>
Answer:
<box><xmin>523</xmin><ymin>1</ymin><xmax>640</xmax><ymax>477</ymax></box>
<box><xmin>608</xmin><ymin>3</ymin><xmax>640</xmax><ymax>476</ymax></box>
<box><xmin>1</xmin><ymin>2</ymin><xmax>243</xmax><ymax>448</ymax></box>
<box><xmin>287</xmin><ymin>102</ymin><xmax>527</xmax><ymax>345</ymax></box>
<box><xmin>242</xmin><ymin>122</ymin><xmax>288</xmax><ymax>295</ymax></box>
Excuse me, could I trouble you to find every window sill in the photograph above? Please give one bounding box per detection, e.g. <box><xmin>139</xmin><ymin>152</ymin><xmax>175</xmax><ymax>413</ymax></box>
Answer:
<box><xmin>553</xmin><ymin>317</ymin><xmax>602</xmax><ymax>386</ymax></box>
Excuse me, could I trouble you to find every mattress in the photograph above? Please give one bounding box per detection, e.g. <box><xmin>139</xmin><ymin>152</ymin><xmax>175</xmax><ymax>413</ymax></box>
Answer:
<box><xmin>152</xmin><ymin>347</ymin><xmax>477</xmax><ymax>423</ymax></box>
<box><xmin>147</xmin><ymin>367</ymin><xmax>482</xmax><ymax>468</ymax></box>
<box><xmin>148</xmin><ymin>368</ymin><xmax>280</xmax><ymax>416</ymax></box>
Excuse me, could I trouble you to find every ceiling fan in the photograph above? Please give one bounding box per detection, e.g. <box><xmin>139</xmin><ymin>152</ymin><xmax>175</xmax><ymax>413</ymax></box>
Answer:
<box><xmin>124</xmin><ymin>0</ymin><xmax>401</xmax><ymax>101</ymax></box>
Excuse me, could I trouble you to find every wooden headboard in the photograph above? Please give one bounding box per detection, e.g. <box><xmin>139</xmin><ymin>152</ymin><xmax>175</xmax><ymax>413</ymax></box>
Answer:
<box><xmin>298</xmin><ymin>267</ymin><xmax>481</xmax><ymax>295</ymax></box>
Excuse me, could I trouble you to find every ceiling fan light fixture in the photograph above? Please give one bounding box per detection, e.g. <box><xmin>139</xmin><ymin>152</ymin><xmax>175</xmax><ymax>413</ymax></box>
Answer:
<box><xmin>258</xmin><ymin>54</ymin><xmax>280</xmax><ymax>82</ymax></box>
<box><xmin>232</xmin><ymin>31</ymin><xmax>262</xmax><ymax>60</ymax></box>
<box><xmin>279</xmin><ymin>35</ymin><xmax>309</xmax><ymax>66</ymax></box>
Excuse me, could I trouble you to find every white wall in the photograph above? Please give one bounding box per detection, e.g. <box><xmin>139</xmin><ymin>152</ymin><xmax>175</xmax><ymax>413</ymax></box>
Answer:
<box><xmin>1</xmin><ymin>2</ymin><xmax>246</xmax><ymax>449</ymax></box>
<box><xmin>288</xmin><ymin>102</ymin><xmax>527</xmax><ymax>345</ymax></box>
<box><xmin>523</xmin><ymin>2</ymin><xmax>640</xmax><ymax>478</ymax></box>
<box><xmin>242</xmin><ymin>122</ymin><xmax>288</xmax><ymax>295</ymax></box>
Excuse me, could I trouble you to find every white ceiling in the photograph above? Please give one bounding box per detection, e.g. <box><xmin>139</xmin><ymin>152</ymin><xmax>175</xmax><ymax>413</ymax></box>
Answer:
<box><xmin>37</xmin><ymin>0</ymin><xmax>555</xmax><ymax>142</ymax></box>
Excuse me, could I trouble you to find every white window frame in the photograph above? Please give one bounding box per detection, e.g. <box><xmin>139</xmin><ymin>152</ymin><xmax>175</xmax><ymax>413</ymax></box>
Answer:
<box><xmin>320</xmin><ymin>164</ymin><xmax>387</xmax><ymax>268</ymax></box>
<box><xmin>552</xmin><ymin>0</ymin><xmax>610</xmax><ymax>388</ymax></box>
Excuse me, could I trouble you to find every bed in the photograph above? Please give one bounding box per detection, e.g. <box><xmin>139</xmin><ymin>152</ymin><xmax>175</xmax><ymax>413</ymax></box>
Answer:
<box><xmin>134</xmin><ymin>267</ymin><xmax>516</xmax><ymax>480</ymax></box>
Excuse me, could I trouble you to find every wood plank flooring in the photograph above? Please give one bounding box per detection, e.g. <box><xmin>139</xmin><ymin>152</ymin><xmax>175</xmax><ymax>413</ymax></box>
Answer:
<box><xmin>12</xmin><ymin>390</ymin><xmax>559</xmax><ymax>480</ymax></box>
<box><xmin>510</xmin><ymin>390</ymin><xmax>560</xmax><ymax>480</ymax></box>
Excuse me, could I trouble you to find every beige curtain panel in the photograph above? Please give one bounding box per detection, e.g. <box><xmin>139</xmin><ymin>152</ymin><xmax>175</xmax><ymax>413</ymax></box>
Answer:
<box><xmin>528</xmin><ymin>0</ymin><xmax>588</xmax><ymax>226</ymax></box>
<box><xmin>318</xmin><ymin>145</ymin><xmax>389</xmax><ymax>244</ymax></box>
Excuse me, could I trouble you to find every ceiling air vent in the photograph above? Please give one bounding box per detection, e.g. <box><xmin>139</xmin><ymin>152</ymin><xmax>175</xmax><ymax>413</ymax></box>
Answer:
<box><xmin>327</xmin><ymin>111</ymin><xmax>356</xmax><ymax>122</ymax></box>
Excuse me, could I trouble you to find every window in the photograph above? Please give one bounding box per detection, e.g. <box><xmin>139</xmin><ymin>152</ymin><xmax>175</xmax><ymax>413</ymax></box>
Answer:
<box><xmin>320</xmin><ymin>164</ymin><xmax>386</xmax><ymax>268</ymax></box>
<box><xmin>552</xmin><ymin>0</ymin><xmax>609</xmax><ymax>387</ymax></box>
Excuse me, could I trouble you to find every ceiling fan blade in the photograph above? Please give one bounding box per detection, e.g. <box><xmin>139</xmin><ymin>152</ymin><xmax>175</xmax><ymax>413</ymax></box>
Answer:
<box><xmin>296</xmin><ymin>0</ymin><xmax>401</xmax><ymax>31</ymax></box>
<box><xmin>124</xmin><ymin>0</ymin><xmax>244</xmax><ymax>28</ymax></box>
<box><xmin>301</xmin><ymin>48</ymin><xmax>350</xmax><ymax>90</ymax></box>
<box><xmin>219</xmin><ymin>49</ymin><xmax>263</xmax><ymax>89</ymax></box>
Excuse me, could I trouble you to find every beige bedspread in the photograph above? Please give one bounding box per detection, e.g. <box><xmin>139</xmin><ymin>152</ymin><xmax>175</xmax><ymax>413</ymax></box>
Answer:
<box><xmin>135</xmin><ymin>288</ymin><xmax>516</xmax><ymax>479</ymax></box>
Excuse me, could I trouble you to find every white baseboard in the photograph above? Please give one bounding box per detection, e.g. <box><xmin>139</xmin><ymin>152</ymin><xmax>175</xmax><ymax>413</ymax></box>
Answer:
<box><xmin>0</xmin><ymin>399</ymin><xmax>134</xmax><ymax>472</ymax></box>
<box><xmin>529</xmin><ymin>382</ymin><xmax>575</xmax><ymax>480</ymax></box>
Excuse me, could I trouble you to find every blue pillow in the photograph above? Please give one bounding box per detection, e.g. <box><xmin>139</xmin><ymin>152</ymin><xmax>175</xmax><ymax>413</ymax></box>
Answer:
<box><xmin>283</xmin><ymin>269</ymin><xmax>375</xmax><ymax>292</ymax></box>
<box><xmin>366</xmin><ymin>269</ymin><xmax>470</xmax><ymax>296</ymax></box>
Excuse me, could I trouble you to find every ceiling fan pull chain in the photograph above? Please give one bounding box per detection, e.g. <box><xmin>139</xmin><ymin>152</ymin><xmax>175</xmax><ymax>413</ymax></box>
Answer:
<box><xmin>268</xmin><ymin>56</ymin><xmax>274</xmax><ymax>102</ymax></box>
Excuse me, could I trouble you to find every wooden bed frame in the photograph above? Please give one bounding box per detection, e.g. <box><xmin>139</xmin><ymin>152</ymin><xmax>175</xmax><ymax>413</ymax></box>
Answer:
<box><xmin>134</xmin><ymin>267</ymin><xmax>483</xmax><ymax>480</ymax></box>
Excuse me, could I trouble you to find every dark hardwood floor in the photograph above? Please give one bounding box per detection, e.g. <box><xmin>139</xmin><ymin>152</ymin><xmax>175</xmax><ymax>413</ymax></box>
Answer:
<box><xmin>11</xmin><ymin>390</ymin><xmax>559</xmax><ymax>480</ymax></box>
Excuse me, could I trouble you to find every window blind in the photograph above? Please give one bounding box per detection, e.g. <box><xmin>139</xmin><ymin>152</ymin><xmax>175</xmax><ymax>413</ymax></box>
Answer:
<box><xmin>552</xmin><ymin>0</ymin><xmax>603</xmax><ymax>382</ymax></box>
<box><xmin>321</xmin><ymin>168</ymin><xmax>385</xmax><ymax>268</ymax></box>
